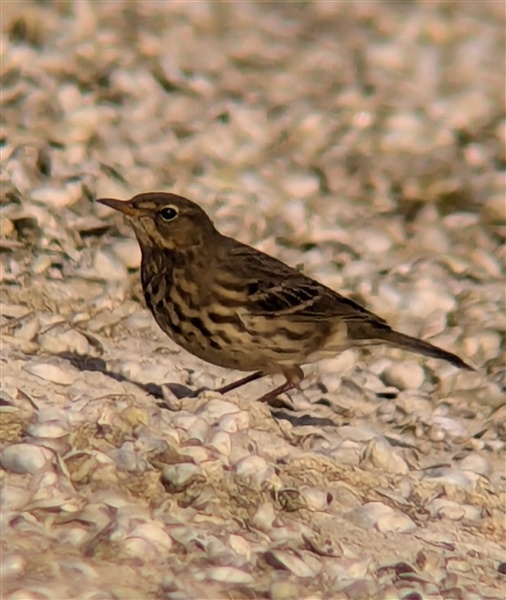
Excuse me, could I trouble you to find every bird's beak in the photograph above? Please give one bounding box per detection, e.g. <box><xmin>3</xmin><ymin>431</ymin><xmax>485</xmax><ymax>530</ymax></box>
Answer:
<box><xmin>96</xmin><ymin>197</ymin><xmax>138</xmax><ymax>217</ymax></box>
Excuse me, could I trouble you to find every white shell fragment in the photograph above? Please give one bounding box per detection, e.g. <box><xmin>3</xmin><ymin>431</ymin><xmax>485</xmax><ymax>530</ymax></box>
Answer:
<box><xmin>30</xmin><ymin>185</ymin><xmax>81</xmax><ymax>208</ymax></box>
<box><xmin>112</xmin><ymin>238</ymin><xmax>142</xmax><ymax>270</ymax></box>
<box><xmin>161</xmin><ymin>463</ymin><xmax>203</xmax><ymax>493</ymax></box>
<box><xmin>24</xmin><ymin>361</ymin><xmax>78</xmax><ymax>385</ymax></box>
<box><xmin>204</xmin><ymin>566</ymin><xmax>254</xmax><ymax>584</ymax></box>
<box><xmin>382</xmin><ymin>361</ymin><xmax>426</xmax><ymax>391</ymax></box>
<box><xmin>1</xmin><ymin>444</ymin><xmax>53</xmax><ymax>474</ymax></box>
<box><xmin>264</xmin><ymin>550</ymin><xmax>318</xmax><ymax>578</ymax></box>
<box><xmin>360</xmin><ymin>437</ymin><xmax>409</xmax><ymax>475</ymax></box>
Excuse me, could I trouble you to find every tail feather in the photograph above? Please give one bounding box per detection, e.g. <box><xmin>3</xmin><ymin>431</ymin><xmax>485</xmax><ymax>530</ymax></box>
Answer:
<box><xmin>378</xmin><ymin>329</ymin><xmax>473</xmax><ymax>371</ymax></box>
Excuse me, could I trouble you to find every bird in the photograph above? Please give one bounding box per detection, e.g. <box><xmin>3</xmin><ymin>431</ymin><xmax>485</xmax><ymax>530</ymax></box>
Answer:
<box><xmin>97</xmin><ymin>192</ymin><xmax>473</xmax><ymax>405</ymax></box>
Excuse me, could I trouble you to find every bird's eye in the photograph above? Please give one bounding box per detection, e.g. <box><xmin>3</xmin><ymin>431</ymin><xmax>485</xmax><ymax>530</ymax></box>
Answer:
<box><xmin>159</xmin><ymin>206</ymin><xmax>179</xmax><ymax>221</ymax></box>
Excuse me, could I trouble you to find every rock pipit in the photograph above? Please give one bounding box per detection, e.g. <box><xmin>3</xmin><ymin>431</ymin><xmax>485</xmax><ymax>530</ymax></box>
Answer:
<box><xmin>97</xmin><ymin>192</ymin><xmax>473</xmax><ymax>404</ymax></box>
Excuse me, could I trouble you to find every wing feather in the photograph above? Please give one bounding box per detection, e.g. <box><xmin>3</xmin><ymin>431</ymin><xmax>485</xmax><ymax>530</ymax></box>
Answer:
<box><xmin>225</xmin><ymin>239</ymin><xmax>387</xmax><ymax>325</ymax></box>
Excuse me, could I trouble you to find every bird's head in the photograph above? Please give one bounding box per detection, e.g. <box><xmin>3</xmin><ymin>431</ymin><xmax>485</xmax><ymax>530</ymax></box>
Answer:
<box><xmin>97</xmin><ymin>192</ymin><xmax>218</xmax><ymax>253</ymax></box>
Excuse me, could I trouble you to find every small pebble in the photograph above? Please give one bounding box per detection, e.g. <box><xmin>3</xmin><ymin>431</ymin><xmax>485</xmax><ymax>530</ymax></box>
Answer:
<box><xmin>361</xmin><ymin>436</ymin><xmax>409</xmax><ymax>475</ymax></box>
<box><xmin>161</xmin><ymin>463</ymin><xmax>202</xmax><ymax>493</ymax></box>
<box><xmin>112</xmin><ymin>238</ymin><xmax>142</xmax><ymax>270</ymax></box>
<box><xmin>93</xmin><ymin>248</ymin><xmax>129</xmax><ymax>281</ymax></box>
<box><xmin>25</xmin><ymin>361</ymin><xmax>78</xmax><ymax>385</ymax></box>
<box><xmin>1</xmin><ymin>444</ymin><xmax>52</xmax><ymax>474</ymax></box>
<box><xmin>205</xmin><ymin>566</ymin><xmax>254</xmax><ymax>584</ymax></box>
<box><xmin>197</xmin><ymin>399</ymin><xmax>241</xmax><ymax>421</ymax></box>
<box><xmin>30</xmin><ymin>185</ymin><xmax>79</xmax><ymax>208</ymax></box>
<box><xmin>269</xmin><ymin>579</ymin><xmax>299</xmax><ymax>600</ymax></box>
<box><xmin>457</xmin><ymin>452</ymin><xmax>493</xmax><ymax>477</ymax></box>
<box><xmin>264</xmin><ymin>550</ymin><xmax>318</xmax><ymax>578</ymax></box>
<box><xmin>382</xmin><ymin>361</ymin><xmax>425</xmax><ymax>391</ymax></box>
<box><xmin>376</xmin><ymin>511</ymin><xmax>416</xmax><ymax>533</ymax></box>
<box><xmin>346</xmin><ymin>502</ymin><xmax>394</xmax><ymax>529</ymax></box>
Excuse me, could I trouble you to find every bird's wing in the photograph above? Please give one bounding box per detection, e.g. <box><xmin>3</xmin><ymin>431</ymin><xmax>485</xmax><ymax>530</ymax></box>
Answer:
<box><xmin>227</xmin><ymin>241</ymin><xmax>387</xmax><ymax>325</ymax></box>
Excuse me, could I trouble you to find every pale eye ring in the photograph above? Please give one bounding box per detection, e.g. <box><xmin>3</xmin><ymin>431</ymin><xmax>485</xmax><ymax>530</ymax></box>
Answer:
<box><xmin>159</xmin><ymin>206</ymin><xmax>179</xmax><ymax>221</ymax></box>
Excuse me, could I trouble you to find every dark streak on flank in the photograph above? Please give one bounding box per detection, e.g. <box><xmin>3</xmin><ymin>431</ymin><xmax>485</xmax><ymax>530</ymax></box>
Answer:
<box><xmin>172</xmin><ymin>283</ymin><xmax>197</xmax><ymax>310</ymax></box>
<box><xmin>207</xmin><ymin>311</ymin><xmax>247</xmax><ymax>332</ymax></box>
<box><xmin>269</xmin><ymin>346</ymin><xmax>299</xmax><ymax>355</ymax></box>
<box><xmin>216</xmin><ymin>332</ymin><xmax>233</xmax><ymax>345</ymax></box>
<box><xmin>189</xmin><ymin>316</ymin><xmax>213</xmax><ymax>339</ymax></box>
<box><xmin>158</xmin><ymin>303</ymin><xmax>183</xmax><ymax>337</ymax></box>
<box><xmin>264</xmin><ymin>326</ymin><xmax>308</xmax><ymax>341</ymax></box>
<box><xmin>209</xmin><ymin>338</ymin><xmax>221</xmax><ymax>350</ymax></box>
<box><xmin>168</xmin><ymin>320</ymin><xmax>183</xmax><ymax>337</ymax></box>
<box><xmin>171</xmin><ymin>300</ymin><xmax>188</xmax><ymax>325</ymax></box>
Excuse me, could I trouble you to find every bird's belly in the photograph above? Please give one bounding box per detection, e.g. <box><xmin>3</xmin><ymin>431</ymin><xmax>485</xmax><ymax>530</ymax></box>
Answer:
<box><xmin>149</xmin><ymin>302</ymin><xmax>309</xmax><ymax>373</ymax></box>
<box><xmin>158</xmin><ymin>313</ymin><xmax>278</xmax><ymax>372</ymax></box>
<box><xmin>143</xmin><ymin>283</ymin><xmax>269</xmax><ymax>371</ymax></box>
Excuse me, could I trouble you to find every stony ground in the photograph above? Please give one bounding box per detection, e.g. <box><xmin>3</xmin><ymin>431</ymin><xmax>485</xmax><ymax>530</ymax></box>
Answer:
<box><xmin>1</xmin><ymin>1</ymin><xmax>505</xmax><ymax>599</ymax></box>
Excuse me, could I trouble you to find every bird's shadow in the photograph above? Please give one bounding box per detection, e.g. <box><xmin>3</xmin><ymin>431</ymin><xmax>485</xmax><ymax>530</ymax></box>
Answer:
<box><xmin>56</xmin><ymin>351</ymin><xmax>196</xmax><ymax>401</ymax></box>
<box><xmin>56</xmin><ymin>352</ymin><xmax>341</xmax><ymax>427</ymax></box>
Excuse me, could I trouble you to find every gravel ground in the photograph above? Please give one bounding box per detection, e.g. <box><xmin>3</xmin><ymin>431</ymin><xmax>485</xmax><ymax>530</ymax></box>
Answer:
<box><xmin>1</xmin><ymin>1</ymin><xmax>505</xmax><ymax>599</ymax></box>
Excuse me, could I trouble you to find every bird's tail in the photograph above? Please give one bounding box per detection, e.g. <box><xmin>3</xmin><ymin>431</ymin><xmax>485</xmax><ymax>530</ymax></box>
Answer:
<box><xmin>377</xmin><ymin>328</ymin><xmax>474</xmax><ymax>371</ymax></box>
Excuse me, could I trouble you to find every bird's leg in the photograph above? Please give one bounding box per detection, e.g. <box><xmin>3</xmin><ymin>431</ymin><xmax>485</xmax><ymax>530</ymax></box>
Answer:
<box><xmin>254</xmin><ymin>365</ymin><xmax>304</xmax><ymax>405</ymax></box>
<box><xmin>216</xmin><ymin>371</ymin><xmax>264</xmax><ymax>395</ymax></box>
<box><xmin>254</xmin><ymin>380</ymin><xmax>296</xmax><ymax>404</ymax></box>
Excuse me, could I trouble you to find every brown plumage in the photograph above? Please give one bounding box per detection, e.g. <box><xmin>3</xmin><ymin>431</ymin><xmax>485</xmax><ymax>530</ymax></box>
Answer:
<box><xmin>97</xmin><ymin>192</ymin><xmax>473</xmax><ymax>403</ymax></box>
